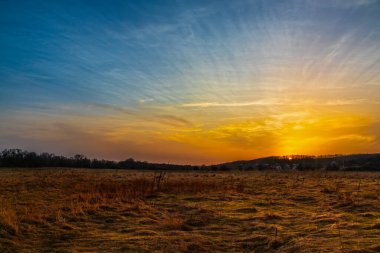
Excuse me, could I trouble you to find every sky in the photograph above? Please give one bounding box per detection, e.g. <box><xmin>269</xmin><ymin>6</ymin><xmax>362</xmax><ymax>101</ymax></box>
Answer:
<box><xmin>1</xmin><ymin>0</ymin><xmax>380</xmax><ymax>164</ymax></box>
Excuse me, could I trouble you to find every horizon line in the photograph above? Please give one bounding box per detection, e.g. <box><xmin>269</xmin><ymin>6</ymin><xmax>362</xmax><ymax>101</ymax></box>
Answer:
<box><xmin>1</xmin><ymin>148</ymin><xmax>379</xmax><ymax>166</ymax></box>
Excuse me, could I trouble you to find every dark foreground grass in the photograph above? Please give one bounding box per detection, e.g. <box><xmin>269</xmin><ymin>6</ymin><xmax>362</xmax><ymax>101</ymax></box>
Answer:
<box><xmin>0</xmin><ymin>169</ymin><xmax>379</xmax><ymax>252</ymax></box>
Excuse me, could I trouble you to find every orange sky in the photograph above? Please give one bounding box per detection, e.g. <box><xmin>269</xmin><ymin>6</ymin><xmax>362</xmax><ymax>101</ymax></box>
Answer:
<box><xmin>1</xmin><ymin>1</ymin><xmax>380</xmax><ymax>164</ymax></box>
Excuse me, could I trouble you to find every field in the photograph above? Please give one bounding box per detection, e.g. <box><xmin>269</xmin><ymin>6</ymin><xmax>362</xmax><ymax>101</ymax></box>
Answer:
<box><xmin>0</xmin><ymin>169</ymin><xmax>379</xmax><ymax>252</ymax></box>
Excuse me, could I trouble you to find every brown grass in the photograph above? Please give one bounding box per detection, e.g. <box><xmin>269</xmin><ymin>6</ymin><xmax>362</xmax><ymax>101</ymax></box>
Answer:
<box><xmin>0</xmin><ymin>169</ymin><xmax>379</xmax><ymax>252</ymax></box>
<box><xmin>0</xmin><ymin>201</ymin><xmax>19</xmax><ymax>235</ymax></box>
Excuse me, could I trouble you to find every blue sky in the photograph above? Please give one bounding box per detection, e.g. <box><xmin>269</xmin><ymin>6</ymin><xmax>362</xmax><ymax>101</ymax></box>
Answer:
<box><xmin>1</xmin><ymin>0</ymin><xmax>380</xmax><ymax>164</ymax></box>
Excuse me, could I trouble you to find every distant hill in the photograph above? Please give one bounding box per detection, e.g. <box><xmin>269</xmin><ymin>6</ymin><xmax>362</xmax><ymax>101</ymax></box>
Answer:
<box><xmin>218</xmin><ymin>154</ymin><xmax>380</xmax><ymax>171</ymax></box>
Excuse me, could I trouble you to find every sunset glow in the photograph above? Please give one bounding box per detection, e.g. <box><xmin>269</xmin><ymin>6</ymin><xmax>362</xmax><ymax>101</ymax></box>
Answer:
<box><xmin>1</xmin><ymin>0</ymin><xmax>380</xmax><ymax>164</ymax></box>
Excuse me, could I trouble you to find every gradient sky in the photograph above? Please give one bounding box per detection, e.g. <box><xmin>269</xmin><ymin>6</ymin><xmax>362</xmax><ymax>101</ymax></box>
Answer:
<box><xmin>1</xmin><ymin>0</ymin><xmax>380</xmax><ymax>164</ymax></box>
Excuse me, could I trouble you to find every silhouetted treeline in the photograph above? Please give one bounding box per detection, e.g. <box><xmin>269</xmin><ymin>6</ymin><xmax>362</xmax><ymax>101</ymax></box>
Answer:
<box><xmin>0</xmin><ymin>149</ymin><xmax>198</xmax><ymax>170</ymax></box>
<box><xmin>222</xmin><ymin>154</ymin><xmax>380</xmax><ymax>171</ymax></box>
<box><xmin>1</xmin><ymin>149</ymin><xmax>379</xmax><ymax>171</ymax></box>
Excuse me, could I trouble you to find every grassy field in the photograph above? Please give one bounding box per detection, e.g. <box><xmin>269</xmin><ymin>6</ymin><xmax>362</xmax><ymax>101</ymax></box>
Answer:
<box><xmin>0</xmin><ymin>169</ymin><xmax>379</xmax><ymax>252</ymax></box>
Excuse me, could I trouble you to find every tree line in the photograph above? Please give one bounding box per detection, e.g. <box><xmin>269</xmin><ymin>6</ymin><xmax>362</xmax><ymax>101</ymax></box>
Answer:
<box><xmin>1</xmin><ymin>149</ymin><xmax>379</xmax><ymax>171</ymax></box>
<box><xmin>0</xmin><ymin>149</ymin><xmax>199</xmax><ymax>170</ymax></box>
<box><xmin>223</xmin><ymin>154</ymin><xmax>380</xmax><ymax>171</ymax></box>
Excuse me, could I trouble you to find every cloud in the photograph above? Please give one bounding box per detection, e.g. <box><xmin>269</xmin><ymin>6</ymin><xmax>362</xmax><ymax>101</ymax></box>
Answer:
<box><xmin>307</xmin><ymin>0</ymin><xmax>380</xmax><ymax>8</ymax></box>
<box><xmin>330</xmin><ymin>134</ymin><xmax>375</xmax><ymax>142</ymax></box>
<box><xmin>0</xmin><ymin>121</ymin><xmax>216</xmax><ymax>165</ymax></box>
<box><xmin>88</xmin><ymin>103</ymin><xmax>193</xmax><ymax>127</ymax></box>
<box><xmin>324</xmin><ymin>99</ymin><xmax>368</xmax><ymax>106</ymax></box>
<box><xmin>156</xmin><ymin>114</ymin><xmax>193</xmax><ymax>127</ymax></box>
<box><xmin>1</xmin><ymin>0</ymin><xmax>380</xmax><ymax>163</ymax></box>
<box><xmin>179</xmin><ymin>99</ymin><xmax>375</xmax><ymax>108</ymax></box>
<box><xmin>180</xmin><ymin>99</ymin><xmax>282</xmax><ymax>108</ymax></box>
<box><xmin>89</xmin><ymin>103</ymin><xmax>136</xmax><ymax>115</ymax></box>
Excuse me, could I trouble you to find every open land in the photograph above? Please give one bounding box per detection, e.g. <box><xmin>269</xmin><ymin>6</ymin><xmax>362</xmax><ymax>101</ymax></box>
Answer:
<box><xmin>0</xmin><ymin>169</ymin><xmax>379</xmax><ymax>252</ymax></box>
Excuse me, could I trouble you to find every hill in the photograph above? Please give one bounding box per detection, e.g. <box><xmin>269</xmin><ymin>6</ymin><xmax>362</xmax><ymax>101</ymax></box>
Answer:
<box><xmin>220</xmin><ymin>154</ymin><xmax>380</xmax><ymax>171</ymax></box>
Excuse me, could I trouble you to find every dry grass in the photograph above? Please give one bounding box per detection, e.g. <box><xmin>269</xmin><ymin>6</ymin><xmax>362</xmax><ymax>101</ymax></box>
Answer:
<box><xmin>0</xmin><ymin>168</ymin><xmax>379</xmax><ymax>252</ymax></box>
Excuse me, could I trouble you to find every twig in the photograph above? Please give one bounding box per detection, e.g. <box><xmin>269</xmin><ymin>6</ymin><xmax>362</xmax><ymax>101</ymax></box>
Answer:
<box><xmin>337</xmin><ymin>222</ymin><xmax>344</xmax><ymax>252</ymax></box>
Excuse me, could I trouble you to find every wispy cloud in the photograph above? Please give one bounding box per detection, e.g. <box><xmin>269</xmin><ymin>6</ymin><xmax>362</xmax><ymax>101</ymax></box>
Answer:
<box><xmin>88</xmin><ymin>103</ymin><xmax>193</xmax><ymax>128</ymax></box>
<box><xmin>180</xmin><ymin>99</ymin><xmax>281</xmax><ymax>108</ymax></box>
<box><xmin>179</xmin><ymin>98</ymin><xmax>375</xmax><ymax>108</ymax></box>
<box><xmin>307</xmin><ymin>0</ymin><xmax>380</xmax><ymax>8</ymax></box>
<box><xmin>325</xmin><ymin>99</ymin><xmax>368</xmax><ymax>106</ymax></box>
<box><xmin>0</xmin><ymin>0</ymin><xmax>379</xmax><ymax>163</ymax></box>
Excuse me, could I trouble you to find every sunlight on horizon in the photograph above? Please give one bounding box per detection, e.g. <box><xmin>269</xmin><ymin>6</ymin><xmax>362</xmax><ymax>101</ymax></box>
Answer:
<box><xmin>1</xmin><ymin>0</ymin><xmax>379</xmax><ymax>164</ymax></box>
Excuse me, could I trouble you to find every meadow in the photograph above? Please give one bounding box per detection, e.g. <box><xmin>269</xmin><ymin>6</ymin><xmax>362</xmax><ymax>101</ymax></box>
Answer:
<box><xmin>0</xmin><ymin>169</ymin><xmax>379</xmax><ymax>252</ymax></box>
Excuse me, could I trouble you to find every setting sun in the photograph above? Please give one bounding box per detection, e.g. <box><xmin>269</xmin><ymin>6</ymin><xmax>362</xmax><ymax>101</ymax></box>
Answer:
<box><xmin>0</xmin><ymin>0</ymin><xmax>379</xmax><ymax>164</ymax></box>
<box><xmin>1</xmin><ymin>1</ymin><xmax>380</xmax><ymax>252</ymax></box>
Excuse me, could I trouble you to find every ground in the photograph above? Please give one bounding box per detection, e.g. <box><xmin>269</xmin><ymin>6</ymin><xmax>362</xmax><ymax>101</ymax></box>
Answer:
<box><xmin>0</xmin><ymin>168</ymin><xmax>379</xmax><ymax>252</ymax></box>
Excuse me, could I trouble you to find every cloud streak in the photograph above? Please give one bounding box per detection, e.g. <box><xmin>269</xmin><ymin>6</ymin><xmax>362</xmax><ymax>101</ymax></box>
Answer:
<box><xmin>0</xmin><ymin>0</ymin><xmax>379</xmax><ymax>163</ymax></box>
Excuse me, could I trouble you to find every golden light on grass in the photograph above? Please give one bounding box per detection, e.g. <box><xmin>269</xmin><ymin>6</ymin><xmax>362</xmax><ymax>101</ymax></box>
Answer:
<box><xmin>1</xmin><ymin>169</ymin><xmax>379</xmax><ymax>252</ymax></box>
